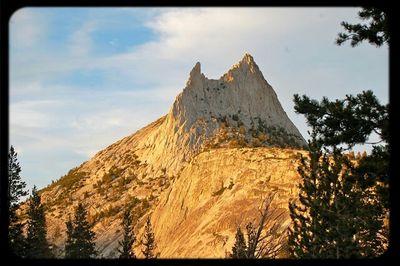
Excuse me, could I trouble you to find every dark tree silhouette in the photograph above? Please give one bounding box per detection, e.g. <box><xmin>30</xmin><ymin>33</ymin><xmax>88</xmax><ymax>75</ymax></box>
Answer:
<box><xmin>293</xmin><ymin>90</ymin><xmax>389</xmax><ymax>209</ymax></box>
<box><xmin>8</xmin><ymin>146</ymin><xmax>28</xmax><ymax>209</ymax></box>
<box><xmin>9</xmin><ymin>221</ymin><xmax>26</xmax><ymax>258</ymax></box>
<box><xmin>141</xmin><ymin>217</ymin><xmax>156</xmax><ymax>259</ymax></box>
<box><xmin>118</xmin><ymin>209</ymin><xmax>136</xmax><ymax>258</ymax></box>
<box><xmin>293</xmin><ymin>91</ymin><xmax>388</xmax><ymax>149</ymax></box>
<box><xmin>65</xmin><ymin>220</ymin><xmax>74</xmax><ymax>257</ymax></box>
<box><xmin>231</xmin><ymin>227</ymin><xmax>247</xmax><ymax>258</ymax></box>
<box><xmin>65</xmin><ymin>203</ymin><xmax>97</xmax><ymax>258</ymax></box>
<box><xmin>8</xmin><ymin>146</ymin><xmax>28</xmax><ymax>257</ymax></box>
<box><xmin>25</xmin><ymin>186</ymin><xmax>53</xmax><ymax>258</ymax></box>
<box><xmin>289</xmin><ymin>91</ymin><xmax>388</xmax><ymax>258</ymax></box>
<box><xmin>289</xmin><ymin>11</ymin><xmax>389</xmax><ymax>256</ymax></box>
<box><xmin>336</xmin><ymin>7</ymin><xmax>389</xmax><ymax>47</ymax></box>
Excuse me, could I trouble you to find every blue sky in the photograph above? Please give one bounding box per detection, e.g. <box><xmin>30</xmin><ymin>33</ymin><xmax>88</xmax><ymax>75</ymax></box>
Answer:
<box><xmin>9</xmin><ymin>7</ymin><xmax>389</xmax><ymax>191</ymax></box>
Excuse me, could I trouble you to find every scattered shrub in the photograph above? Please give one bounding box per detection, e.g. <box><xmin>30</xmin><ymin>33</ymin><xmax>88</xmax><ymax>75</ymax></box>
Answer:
<box><xmin>228</xmin><ymin>179</ymin><xmax>234</xmax><ymax>189</ymax></box>
<box><xmin>45</xmin><ymin>168</ymin><xmax>88</xmax><ymax>192</ymax></box>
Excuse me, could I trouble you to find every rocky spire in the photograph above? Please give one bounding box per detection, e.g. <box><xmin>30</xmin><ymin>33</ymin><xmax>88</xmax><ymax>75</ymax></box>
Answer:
<box><xmin>186</xmin><ymin>62</ymin><xmax>202</xmax><ymax>86</ymax></box>
<box><xmin>172</xmin><ymin>52</ymin><xmax>306</xmax><ymax>151</ymax></box>
<box><xmin>240</xmin><ymin>53</ymin><xmax>255</xmax><ymax>65</ymax></box>
<box><xmin>219</xmin><ymin>53</ymin><xmax>261</xmax><ymax>82</ymax></box>
<box><xmin>191</xmin><ymin>62</ymin><xmax>201</xmax><ymax>76</ymax></box>
<box><xmin>228</xmin><ymin>52</ymin><xmax>261</xmax><ymax>76</ymax></box>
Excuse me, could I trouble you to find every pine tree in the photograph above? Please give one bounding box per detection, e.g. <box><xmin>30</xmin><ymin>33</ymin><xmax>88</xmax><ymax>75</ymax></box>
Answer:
<box><xmin>245</xmin><ymin>222</ymin><xmax>257</xmax><ymax>258</ymax></box>
<box><xmin>65</xmin><ymin>203</ymin><xmax>97</xmax><ymax>258</ymax></box>
<box><xmin>231</xmin><ymin>226</ymin><xmax>247</xmax><ymax>258</ymax></box>
<box><xmin>8</xmin><ymin>146</ymin><xmax>28</xmax><ymax>257</ymax></box>
<box><xmin>288</xmin><ymin>9</ymin><xmax>389</xmax><ymax>258</ymax></box>
<box><xmin>9</xmin><ymin>221</ymin><xmax>27</xmax><ymax>258</ymax></box>
<box><xmin>141</xmin><ymin>217</ymin><xmax>156</xmax><ymax>259</ymax></box>
<box><xmin>25</xmin><ymin>186</ymin><xmax>53</xmax><ymax>258</ymax></box>
<box><xmin>293</xmin><ymin>90</ymin><xmax>389</xmax><ymax>210</ymax></box>
<box><xmin>337</xmin><ymin>12</ymin><xmax>389</xmax><ymax>217</ymax></box>
<box><xmin>118</xmin><ymin>209</ymin><xmax>136</xmax><ymax>258</ymax></box>
<box><xmin>288</xmin><ymin>133</ymin><xmax>386</xmax><ymax>258</ymax></box>
<box><xmin>336</xmin><ymin>7</ymin><xmax>389</xmax><ymax>47</ymax></box>
<box><xmin>8</xmin><ymin>146</ymin><xmax>28</xmax><ymax>210</ymax></box>
<box><xmin>293</xmin><ymin>90</ymin><xmax>388</xmax><ymax>148</ymax></box>
<box><xmin>65</xmin><ymin>220</ymin><xmax>74</xmax><ymax>258</ymax></box>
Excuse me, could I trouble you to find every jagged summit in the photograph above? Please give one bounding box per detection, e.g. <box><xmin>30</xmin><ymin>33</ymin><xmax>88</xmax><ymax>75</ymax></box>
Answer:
<box><xmin>171</xmin><ymin>53</ymin><xmax>306</xmax><ymax>156</ymax></box>
<box><xmin>187</xmin><ymin>53</ymin><xmax>259</xmax><ymax>86</ymax></box>
<box><xmin>192</xmin><ymin>61</ymin><xmax>201</xmax><ymax>74</ymax></box>
<box><xmin>225</xmin><ymin>53</ymin><xmax>260</xmax><ymax>77</ymax></box>
<box><xmin>237</xmin><ymin>52</ymin><xmax>257</xmax><ymax>68</ymax></box>
<box><xmin>242</xmin><ymin>52</ymin><xmax>254</xmax><ymax>62</ymax></box>
<box><xmin>186</xmin><ymin>62</ymin><xmax>203</xmax><ymax>86</ymax></box>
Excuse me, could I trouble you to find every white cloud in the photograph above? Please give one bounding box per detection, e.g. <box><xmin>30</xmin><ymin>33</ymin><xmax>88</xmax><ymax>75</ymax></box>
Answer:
<box><xmin>88</xmin><ymin>8</ymin><xmax>360</xmax><ymax>86</ymax></box>
<box><xmin>9</xmin><ymin>7</ymin><xmax>388</xmax><ymax>190</ymax></box>
<box><xmin>10</xmin><ymin>8</ymin><xmax>366</xmax><ymax>100</ymax></box>
<box><xmin>9</xmin><ymin>80</ymin><xmax>44</xmax><ymax>96</ymax></box>
<box><xmin>68</xmin><ymin>20</ymin><xmax>98</xmax><ymax>56</ymax></box>
<box><xmin>10</xmin><ymin>100</ymin><xmax>60</xmax><ymax>128</ymax></box>
<box><xmin>93</xmin><ymin>7</ymin><xmax>388</xmax><ymax>140</ymax></box>
<box><xmin>9</xmin><ymin>8</ymin><xmax>47</xmax><ymax>50</ymax></box>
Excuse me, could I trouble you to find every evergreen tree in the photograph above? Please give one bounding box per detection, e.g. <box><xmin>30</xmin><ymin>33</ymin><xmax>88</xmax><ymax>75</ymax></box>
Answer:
<box><xmin>65</xmin><ymin>219</ymin><xmax>74</xmax><ymax>258</ymax></box>
<box><xmin>25</xmin><ymin>186</ymin><xmax>53</xmax><ymax>258</ymax></box>
<box><xmin>8</xmin><ymin>146</ymin><xmax>28</xmax><ymax>257</ymax></box>
<box><xmin>293</xmin><ymin>90</ymin><xmax>389</xmax><ymax>148</ymax></box>
<box><xmin>288</xmin><ymin>136</ymin><xmax>322</xmax><ymax>258</ymax></box>
<box><xmin>65</xmin><ymin>203</ymin><xmax>97</xmax><ymax>258</ymax></box>
<box><xmin>141</xmin><ymin>217</ymin><xmax>156</xmax><ymax>259</ymax></box>
<box><xmin>288</xmin><ymin>135</ymin><xmax>385</xmax><ymax>258</ymax></box>
<box><xmin>336</xmin><ymin>7</ymin><xmax>389</xmax><ymax>47</ymax></box>
<box><xmin>245</xmin><ymin>222</ymin><xmax>257</xmax><ymax>258</ymax></box>
<box><xmin>289</xmin><ymin>90</ymin><xmax>388</xmax><ymax>258</ymax></box>
<box><xmin>8</xmin><ymin>146</ymin><xmax>28</xmax><ymax>210</ymax></box>
<box><xmin>118</xmin><ymin>209</ymin><xmax>136</xmax><ymax>258</ymax></box>
<box><xmin>9</xmin><ymin>221</ymin><xmax>27</xmax><ymax>258</ymax></box>
<box><xmin>293</xmin><ymin>90</ymin><xmax>389</xmax><ymax>209</ymax></box>
<box><xmin>231</xmin><ymin>226</ymin><xmax>247</xmax><ymax>258</ymax></box>
<box><xmin>337</xmin><ymin>13</ymin><xmax>389</xmax><ymax>254</ymax></box>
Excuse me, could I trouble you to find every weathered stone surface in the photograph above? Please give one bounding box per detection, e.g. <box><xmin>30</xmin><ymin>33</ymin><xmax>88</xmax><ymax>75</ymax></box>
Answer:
<box><xmin>29</xmin><ymin>53</ymin><xmax>306</xmax><ymax>258</ymax></box>
<box><xmin>151</xmin><ymin>147</ymin><xmax>305</xmax><ymax>258</ymax></box>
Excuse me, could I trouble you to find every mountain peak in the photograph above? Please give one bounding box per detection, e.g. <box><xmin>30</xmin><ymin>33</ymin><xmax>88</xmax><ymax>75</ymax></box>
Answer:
<box><xmin>226</xmin><ymin>53</ymin><xmax>260</xmax><ymax>76</ymax></box>
<box><xmin>173</xmin><ymin>53</ymin><xmax>306</xmax><ymax>153</ymax></box>
<box><xmin>186</xmin><ymin>62</ymin><xmax>202</xmax><ymax>86</ymax></box>
<box><xmin>191</xmin><ymin>62</ymin><xmax>201</xmax><ymax>76</ymax></box>
<box><xmin>240</xmin><ymin>53</ymin><xmax>255</xmax><ymax>65</ymax></box>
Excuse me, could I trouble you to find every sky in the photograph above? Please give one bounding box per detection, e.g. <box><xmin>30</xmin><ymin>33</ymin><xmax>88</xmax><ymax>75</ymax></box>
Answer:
<box><xmin>9</xmin><ymin>7</ymin><xmax>389</xmax><ymax>191</ymax></box>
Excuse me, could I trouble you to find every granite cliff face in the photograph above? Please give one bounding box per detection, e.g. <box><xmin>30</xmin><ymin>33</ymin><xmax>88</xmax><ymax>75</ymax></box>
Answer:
<box><xmin>152</xmin><ymin>147</ymin><xmax>305</xmax><ymax>258</ymax></box>
<box><xmin>28</xmin><ymin>54</ymin><xmax>307</xmax><ymax>258</ymax></box>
